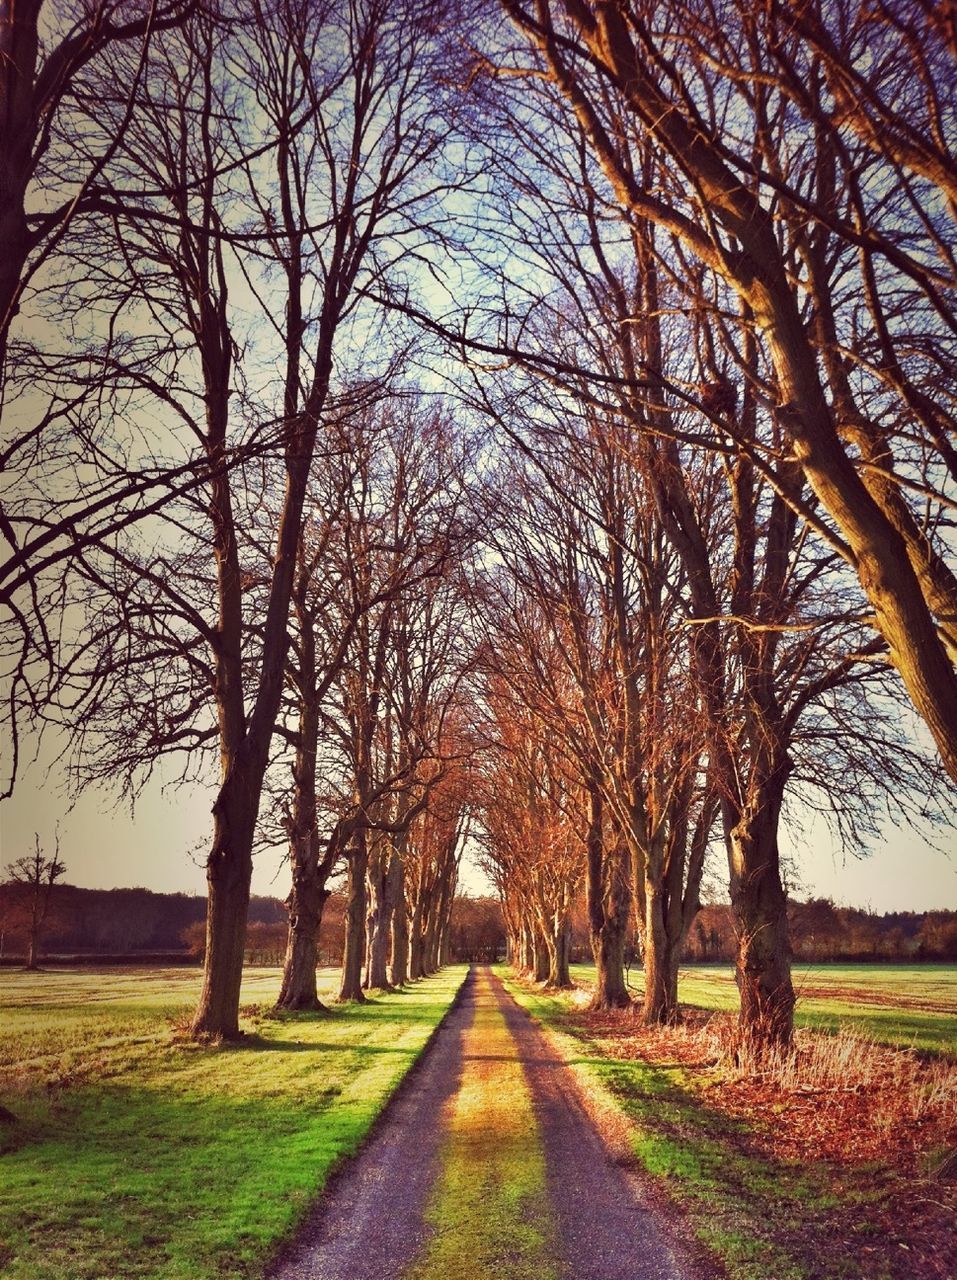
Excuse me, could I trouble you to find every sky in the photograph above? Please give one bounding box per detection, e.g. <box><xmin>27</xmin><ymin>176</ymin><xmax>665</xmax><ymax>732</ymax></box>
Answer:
<box><xmin>2</xmin><ymin>742</ymin><xmax>955</xmax><ymax>913</ymax></box>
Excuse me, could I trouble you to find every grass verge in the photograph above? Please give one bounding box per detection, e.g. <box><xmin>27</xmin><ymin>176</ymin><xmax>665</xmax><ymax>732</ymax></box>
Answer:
<box><xmin>0</xmin><ymin>964</ymin><xmax>467</xmax><ymax>1280</ymax></box>
<box><xmin>500</xmin><ymin>967</ymin><xmax>957</xmax><ymax>1280</ymax></box>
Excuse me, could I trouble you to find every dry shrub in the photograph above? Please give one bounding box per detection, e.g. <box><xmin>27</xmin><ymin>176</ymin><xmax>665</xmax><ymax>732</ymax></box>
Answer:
<box><xmin>710</xmin><ymin>1019</ymin><xmax>957</xmax><ymax>1127</ymax></box>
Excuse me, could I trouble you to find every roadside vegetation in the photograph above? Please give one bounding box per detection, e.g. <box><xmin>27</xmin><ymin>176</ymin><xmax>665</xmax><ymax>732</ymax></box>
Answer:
<box><xmin>0</xmin><ymin>965</ymin><xmax>467</xmax><ymax>1280</ymax></box>
<box><xmin>501</xmin><ymin>968</ymin><xmax>957</xmax><ymax>1280</ymax></box>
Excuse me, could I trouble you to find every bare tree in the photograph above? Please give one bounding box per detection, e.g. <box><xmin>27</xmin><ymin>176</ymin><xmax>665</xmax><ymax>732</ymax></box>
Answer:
<box><xmin>271</xmin><ymin>438</ymin><xmax>365</xmax><ymax>1011</ymax></box>
<box><xmin>5</xmin><ymin>832</ymin><xmax>66</xmax><ymax>969</ymax></box>
<box><xmin>430</xmin><ymin>43</ymin><xmax>950</xmax><ymax>1041</ymax></box>
<box><xmin>479</xmin><ymin>668</ymin><xmax>583</xmax><ymax>988</ymax></box>
<box><xmin>478</xmin><ymin>410</ymin><xmax>718</xmax><ymax>1021</ymax></box>
<box><xmin>0</xmin><ymin>1</ymin><xmax>213</xmax><ymax>802</ymax></box>
<box><xmin>0</xmin><ymin>0</ymin><xmax>194</xmax><ymax>376</ymax></box>
<box><xmin>246</xmin><ymin>393</ymin><xmax>472</xmax><ymax>1008</ymax></box>
<box><xmin>406</xmin><ymin>761</ymin><xmax>471</xmax><ymax>979</ymax></box>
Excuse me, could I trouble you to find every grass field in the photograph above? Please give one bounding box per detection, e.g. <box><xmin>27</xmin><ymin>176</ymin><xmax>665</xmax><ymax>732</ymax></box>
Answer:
<box><xmin>0</xmin><ymin>964</ymin><xmax>467</xmax><ymax>1280</ymax></box>
<box><xmin>576</xmin><ymin>962</ymin><xmax>957</xmax><ymax>1055</ymax></box>
<box><xmin>504</xmin><ymin>963</ymin><xmax>957</xmax><ymax>1280</ymax></box>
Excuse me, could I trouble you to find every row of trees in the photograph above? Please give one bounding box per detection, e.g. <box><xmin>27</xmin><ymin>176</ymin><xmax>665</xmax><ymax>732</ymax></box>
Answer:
<box><xmin>2</xmin><ymin>0</ymin><xmax>954</xmax><ymax>1049</ymax></box>
<box><xmin>3</xmin><ymin>0</ymin><xmax>479</xmax><ymax>1030</ymax></box>
<box><xmin>465</xmin><ymin>0</ymin><xmax>955</xmax><ymax>1045</ymax></box>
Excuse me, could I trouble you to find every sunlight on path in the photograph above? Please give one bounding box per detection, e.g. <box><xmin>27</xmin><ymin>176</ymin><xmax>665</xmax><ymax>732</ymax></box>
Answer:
<box><xmin>404</xmin><ymin>967</ymin><xmax>561</xmax><ymax>1280</ymax></box>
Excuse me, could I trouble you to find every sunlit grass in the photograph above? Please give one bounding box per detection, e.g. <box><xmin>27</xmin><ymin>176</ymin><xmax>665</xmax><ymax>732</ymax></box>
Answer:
<box><xmin>568</xmin><ymin>962</ymin><xmax>957</xmax><ymax>1055</ymax></box>
<box><xmin>0</xmin><ymin>966</ymin><xmax>302</xmax><ymax>1070</ymax></box>
<box><xmin>0</xmin><ymin>964</ymin><xmax>467</xmax><ymax>1280</ymax></box>
<box><xmin>405</xmin><ymin>968</ymin><xmax>559</xmax><ymax>1280</ymax></box>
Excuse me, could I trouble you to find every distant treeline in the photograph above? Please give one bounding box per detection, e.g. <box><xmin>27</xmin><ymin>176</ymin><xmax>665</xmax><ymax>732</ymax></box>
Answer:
<box><xmin>444</xmin><ymin>896</ymin><xmax>957</xmax><ymax>964</ymax></box>
<box><xmin>446</xmin><ymin>896</ymin><xmax>957</xmax><ymax>965</ymax></box>
<box><xmin>1</xmin><ymin>881</ymin><xmax>954</xmax><ymax>966</ymax></box>
<box><xmin>0</xmin><ymin>882</ymin><xmax>285</xmax><ymax>962</ymax></box>
<box><xmin>685</xmin><ymin>900</ymin><xmax>957</xmax><ymax>963</ymax></box>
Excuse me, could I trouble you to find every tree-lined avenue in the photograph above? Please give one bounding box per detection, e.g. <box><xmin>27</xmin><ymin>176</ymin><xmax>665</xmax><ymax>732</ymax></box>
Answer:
<box><xmin>269</xmin><ymin>966</ymin><xmax>698</xmax><ymax>1280</ymax></box>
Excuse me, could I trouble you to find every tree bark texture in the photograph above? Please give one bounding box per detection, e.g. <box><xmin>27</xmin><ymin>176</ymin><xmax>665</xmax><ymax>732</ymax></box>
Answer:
<box><xmin>390</xmin><ymin>874</ymin><xmax>410</xmax><ymax>986</ymax></box>
<box><xmin>276</xmin><ymin>876</ymin><xmax>329</xmax><ymax>1011</ymax></box>
<box><xmin>192</xmin><ymin>761</ymin><xmax>261</xmax><ymax>1038</ymax></box>
<box><xmin>548</xmin><ymin>912</ymin><xmax>572</xmax><ymax>988</ymax></box>
<box><xmin>409</xmin><ymin>894</ymin><xmax>426</xmax><ymax>980</ymax></box>
<box><xmin>386</xmin><ymin>847</ymin><xmax>407</xmax><ymax>985</ymax></box>
<box><xmin>587</xmin><ymin>783</ymin><xmax>631</xmax><ymax>1009</ymax></box>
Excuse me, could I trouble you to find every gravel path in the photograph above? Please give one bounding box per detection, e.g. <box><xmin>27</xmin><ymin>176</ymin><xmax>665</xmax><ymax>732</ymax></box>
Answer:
<box><xmin>264</xmin><ymin>974</ymin><xmax>472</xmax><ymax>1280</ymax></box>
<box><xmin>266</xmin><ymin>966</ymin><xmax>703</xmax><ymax>1280</ymax></box>
<box><xmin>493</xmin><ymin>972</ymin><xmax>701</xmax><ymax>1280</ymax></box>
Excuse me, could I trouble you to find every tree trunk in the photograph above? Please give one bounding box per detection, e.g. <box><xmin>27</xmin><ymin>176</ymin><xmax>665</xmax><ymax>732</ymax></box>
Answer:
<box><xmin>542</xmin><ymin>923</ymin><xmax>558</xmax><ymax>984</ymax></box>
<box><xmin>365</xmin><ymin>836</ymin><xmax>393</xmax><ymax>989</ymax></box>
<box><xmin>390</xmin><ymin>866</ymin><xmax>409</xmax><ymax>986</ymax></box>
<box><xmin>586</xmin><ymin>783</ymin><xmax>631</xmax><ymax>1010</ymax></box>
<box><xmin>423</xmin><ymin>913</ymin><xmax>438</xmax><ymax>973</ymax></box>
<box><xmin>727</xmin><ymin>777</ymin><xmax>795</xmax><ymax>1050</ymax></box>
<box><xmin>0</xmin><ymin>3</ymin><xmax>40</xmax><ymax>381</ymax></box>
<box><xmin>424</xmin><ymin>883</ymin><xmax>444</xmax><ymax>971</ymax></box>
<box><xmin>591</xmin><ymin>910</ymin><xmax>629</xmax><ymax>1008</ymax></box>
<box><xmin>339</xmin><ymin>837</ymin><xmax>368</xmax><ymax>1002</ymax></box>
<box><xmin>548</xmin><ymin>911</ymin><xmax>572</xmax><ymax>988</ymax></box>
<box><xmin>532</xmin><ymin>925</ymin><xmax>549</xmax><ymax>983</ymax></box>
<box><xmin>437</xmin><ymin>858</ymin><xmax>456</xmax><ymax>969</ymax></box>
<box><xmin>366</xmin><ymin>892</ymin><xmax>391</xmax><ymax>987</ymax></box>
<box><xmin>191</xmin><ymin>768</ymin><xmax>259</xmax><ymax>1038</ymax></box>
<box><xmin>642</xmin><ymin>885</ymin><xmax>676</xmax><ymax>1024</ymax></box>
<box><xmin>193</xmin><ymin>868</ymin><xmax>251</xmax><ymax>1039</ymax></box>
<box><xmin>276</xmin><ymin>876</ymin><xmax>329</xmax><ymax>1011</ymax></box>
<box><xmin>368</xmin><ymin>839</ymin><xmax>401</xmax><ymax>988</ymax></box>
<box><xmin>409</xmin><ymin>894</ymin><xmax>425</xmax><ymax>980</ymax></box>
<box><xmin>275</xmin><ymin>654</ymin><xmax>330</xmax><ymax>1011</ymax></box>
<box><xmin>519</xmin><ymin>918</ymin><xmax>533</xmax><ymax>972</ymax></box>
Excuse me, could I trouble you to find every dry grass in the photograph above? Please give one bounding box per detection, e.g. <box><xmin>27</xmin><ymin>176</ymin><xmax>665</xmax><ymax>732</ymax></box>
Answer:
<box><xmin>574</xmin><ymin>1004</ymin><xmax>957</xmax><ymax>1172</ymax></box>
<box><xmin>711</xmin><ymin>1017</ymin><xmax>957</xmax><ymax>1121</ymax></box>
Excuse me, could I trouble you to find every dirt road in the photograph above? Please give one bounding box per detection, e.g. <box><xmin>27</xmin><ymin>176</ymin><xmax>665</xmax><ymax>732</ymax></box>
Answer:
<box><xmin>267</xmin><ymin>966</ymin><xmax>705</xmax><ymax>1280</ymax></box>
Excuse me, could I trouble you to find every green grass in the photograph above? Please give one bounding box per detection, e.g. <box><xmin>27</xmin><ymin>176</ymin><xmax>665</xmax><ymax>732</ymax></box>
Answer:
<box><xmin>0</xmin><ymin>964</ymin><xmax>467</xmax><ymax>1280</ymax></box>
<box><xmin>501</xmin><ymin>968</ymin><xmax>948</xmax><ymax>1280</ymax></box>
<box><xmin>569</xmin><ymin>962</ymin><xmax>957</xmax><ymax>1055</ymax></box>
